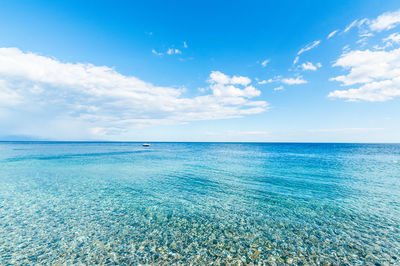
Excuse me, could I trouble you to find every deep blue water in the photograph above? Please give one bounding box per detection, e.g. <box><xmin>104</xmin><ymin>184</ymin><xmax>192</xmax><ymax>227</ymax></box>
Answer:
<box><xmin>0</xmin><ymin>142</ymin><xmax>399</xmax><ymax>264</ymax></box>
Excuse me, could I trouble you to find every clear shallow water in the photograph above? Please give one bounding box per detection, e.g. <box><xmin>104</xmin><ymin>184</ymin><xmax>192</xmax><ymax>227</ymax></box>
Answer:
<box><xmin>0</xmin><ymin>142</ymin><xmax>399</xmax><ymax>265</ymax></box>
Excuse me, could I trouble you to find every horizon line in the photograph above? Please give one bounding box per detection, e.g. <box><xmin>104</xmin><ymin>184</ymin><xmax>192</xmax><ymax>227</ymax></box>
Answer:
<box><xmin>1</xmin><ymin>140</ymin><xmax>399</xmax><ymax>144</ymax></box>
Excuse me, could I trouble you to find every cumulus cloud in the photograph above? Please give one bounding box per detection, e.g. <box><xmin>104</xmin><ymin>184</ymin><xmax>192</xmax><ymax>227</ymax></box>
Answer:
<box><xmin>301</xmin><ymin>62</ymin><xmax>322</xmax><ymax>71</ymax></box>
<box><xmin>281</xmin><ymin>76</ymin><xmax>307</xmax><ymax>85</ymax></box>
<box><xmin>273</xmin><ymin>86</ymin><xmax>284</xmax><ymax>91</ymax></box>
<box><xmin>297</xmin><ymin>40</ymin><xmax>321</xmax><ymax>55</ymax></box>
<box><xmin>369</xmin><ymin>9</ymin><xmax>400</xmax><ymax>32</ymax></box>
<box><xmin>208</xmin><ymin>71</ymin><xmax>259</xmax><ymax>98</ymax></box>
<box><xmin>329</xmin><ymin>47</ymin><xmax>400</xmax><ymax>101</ymax></box>
<box><xmin>0</xmin><ymin>47</ymin><xmax>268</xmax><ymax>139</ymax></box>
<box><xmin>209</xmin><ymin>71</ymin><xmax>251</xmax><ymax>86</ymax></box>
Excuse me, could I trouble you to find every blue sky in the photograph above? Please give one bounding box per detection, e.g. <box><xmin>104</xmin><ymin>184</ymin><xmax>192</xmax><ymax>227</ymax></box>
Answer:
<box><xmin>0</xmin><ymin>0</ymin><xmax>400</xmax><ymax>142</ymax></box>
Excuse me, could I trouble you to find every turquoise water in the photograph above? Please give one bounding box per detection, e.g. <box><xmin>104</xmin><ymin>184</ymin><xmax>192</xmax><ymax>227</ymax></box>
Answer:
<box><xmin>0</xmin><ymin>142</ymin><xmax>399</xmax><ymax>264</ymax></box>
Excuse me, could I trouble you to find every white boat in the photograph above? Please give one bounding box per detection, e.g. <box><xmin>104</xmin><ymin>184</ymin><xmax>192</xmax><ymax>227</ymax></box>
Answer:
<box><xmin>142</xmin><ymin>143</ymin><xmax>150</xmax><ymax>147</ymax></box>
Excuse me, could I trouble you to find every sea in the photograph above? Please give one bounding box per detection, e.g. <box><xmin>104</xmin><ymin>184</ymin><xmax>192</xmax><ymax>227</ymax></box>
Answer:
<box><xmin>0</xmin><ymin>142</ymin><xmax>399</xmax><ymax>264</ymax></box>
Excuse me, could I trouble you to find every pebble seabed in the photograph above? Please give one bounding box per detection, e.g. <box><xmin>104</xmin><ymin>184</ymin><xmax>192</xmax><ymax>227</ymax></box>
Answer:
<box><xmin>0</xmin><ymin>142</ymin><xmax>399</xmax><ymax>264</ymax></box>
<box><xmin>1</xmin><ymin>185</ymin><xmax>399</xmax><ymax>265</ymax></box>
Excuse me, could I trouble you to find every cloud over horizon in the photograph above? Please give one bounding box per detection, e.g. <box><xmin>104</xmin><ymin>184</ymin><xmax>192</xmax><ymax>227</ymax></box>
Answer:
<box><xmin>329</xmin><ymin>48</ymin><xmax>400</xmax><ymax>101</ymax></box>
<box><xmin>0</xmin><ymin>47</ymin><xmax>268</xmax><ymax>139</ymax></box>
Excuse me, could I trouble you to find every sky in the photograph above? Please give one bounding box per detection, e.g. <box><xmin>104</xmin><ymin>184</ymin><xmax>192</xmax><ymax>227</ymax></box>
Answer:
<box><xmin>0</xmin><ymin>0</ymin><xmax>400</xmax><ymax>142</ymax></box>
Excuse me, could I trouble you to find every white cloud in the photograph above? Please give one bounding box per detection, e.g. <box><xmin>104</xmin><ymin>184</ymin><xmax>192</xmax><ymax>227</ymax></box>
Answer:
<box><xmin>343</xmin><ymin>18</ymin><xmax>369</xmax><ymax>34</ymax></box>
<box><xmin>0</xmin><ymin>80</ymin><xmax>21</xmax><ymax>106</ymax></box>
<box><xmin>343</xmin><ymin>19</ymin><xmax>370</xmax><ymax>35</ymax></box>
<box><xmin>261</xmin><ymin>76</ymin><xmax>303</xmax><ymax>86</ymax></box>
<box><xmin>260</xmin><ymin>76</ymin><xmax>280</xmax><ymax>84</ymax></box>
<box><xmin>257</xmin><ymin>80</ymin><xmax>267</xmax><ymax>85</ymax></box>
<box><xmin>210</xmin><ymin>83</ymin><xmax>260</xmax><ymax>98</ymax></box>
<box><xmin>261</xmin><ymin>59</ymin><xmax>270</xmax><ymax>67</ymax></box>
<box><xmin>374</xmin><ymin>32</ymin><xmax>400</xmax><ymax>50</ymax></box>
<box><xmin>152</xmin><ymin>49</ymin><xmax>163</xmax><ymax>56</ymax></box>
<box><xmin>327</xmin><ymin>30</ymin><xmax>339</xmax><ymax>39</ymax></box>
<box><xmin>209</xmin><ymin>71</ymin><xmax>251</xmax><ymax>86</ymax></box>
<box><xmin>384</xmin><ymin>32</ymin><xmax>400</xmax><ymax>44</ymax></box>
<box><xmin>167</xmin><ymin>48</ymin><xmax>182</xmax><ymax>55</ymax></box>
<box><xmin>281</xmin><ymin>76</ymin><xmax>307</xmax><ymax>85</ymax></box>
<box><xmin>301</xmin><ymin>62</ymin><xmax>322</xmax><ymax>71</ymax></box>
<box><xmin>155</xmin><ymin>48</ymin><xmax>181</xmax><ymax>56</ymax></box>
<box><xmin>0</xmin><ymin>47</ymin><xmax>268</xmax><ymax>139</ymax></box>
<box><xmin>231</xmin><ymin>76</ymin><xmax>252</xmax><ymax>86</ymax></box>
<box><xmin>357</xmin><ymin>18</ymin><xmax>369</xmax><ymax>29</ymax></box>
<box><xmin>329</xmin><ymin>47</ymin><xmax>400</xmax><ymax>101</ymax></box>
<box><xmin>208</xmin><ymin>71</ymin><xmax>258</xmax><ymax>97</ymax></box>
<box><xmin>369</xmin><ymin>9</ymin><xmax>400</xmax><ymax>32</ymax></box>
<box><xmin>294</xmin><ymin>40</ymin><xmax>320</xmax><ymax>66</ymax></box>
<box><xmin>356</xmin><ymin>37</ymin><xmax>368</xmax><ymax>46</ymax></box>
<box><xmin>297</xmin><ymin>40</ymin><xmax>321</xmax><ymax>55</ymax></box>
<box><xmin>330</xmin><ymin>48</ymin><xmax>400</xmax><ymax>85</ymax></box>
<box><xmin>344</xmin><ymin>19</ymin><xmax>359</xmax><ymax>33</ymax></box>
<box><xmin>183</xmin><ymin>41</ymin><xmax>188</xmax><ymax>48</ymax></box>
<box><xmin>360</xmin><ymin>33</ymin><xmax>373</xmax><ymax>37</ymax></box>
<box><xmin>209</xmin><ymin>71</ymin><xmax>231</xmax><ymax>84</ymax></box>
<box><xmin>341</xmin><ymin>10</ymin><xmax>400</xmax><ymax>35</ymax></box>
